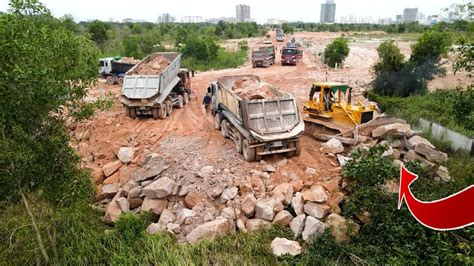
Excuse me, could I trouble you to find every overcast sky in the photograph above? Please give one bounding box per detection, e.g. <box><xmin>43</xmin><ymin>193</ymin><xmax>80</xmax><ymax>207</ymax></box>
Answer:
<box><xmin>0</xmin><ymin>0</ymin><xmax>468</xmax><ymax>23</ymax></box>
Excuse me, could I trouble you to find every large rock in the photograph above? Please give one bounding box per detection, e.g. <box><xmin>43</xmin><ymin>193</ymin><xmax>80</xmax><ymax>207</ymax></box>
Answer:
<box><xmin>177</xmin><ymin>208</ymin><xmax>196</xmax><ymax>225</ymax></box>
<box><xmin>272</xmin><ymin>183</ymin><xmax>293</xmax><ymax>205</ymax></box>
<box><xmin>143</xmin><ymin>177</ymin><xmax>175</xmax><ymax>199</ymax></box>
<box><xmin>103</xmin><ymin>192</ymin><xmax>123</xmax><ymax>224</ymax></box>
<box><xmin>241</xmin><ymin>194</ymin><xmax>257</xmax><ymax>217</ymax></box>
<box><xmin>291</xmin><ymin>192</ymin><xmax>305</xmax><ymax>215</ymax></box>
<box><xmin>197</xmin><ymin>165</ymin><xmax>214</xmax><ymax>178</ymax></box>
<box><xmin>304</xmin><ymin>202</ymin><xmax>330</xmax><ymax>219</ymax></box>
<box><xmin>128</xmin><ymin>198</ymin><xmax>144</xmax><ymax>210</ymax></box>
<box><xmin>140</xmin><ymin>198</ymin><xmax>168</xmax><ymax>215</ymax></box>
<box><xmin>133</xmin><ymin>155</ymin><xmax>169</xmax><ymax>182</ymax></box>
<box><xmin>246</xmin><ymin>218</ymin><xmax>271</xmax><ymax>232</ymax></box>
<box><xmin>404</xmin><ymin>150</ymin><xmax>437</xmax><ymax>171</ymax></box>
<box><xmin>302</xmin><ymin>185</ymin><xmax>328</xmax><ymax>203</ymax></box>
<box><xmin>221</xmin><ymin>187</ymin><xmax>239</xmax><ymax>202</ymax></box>
<box><xmin>337</xmin><ymin>154</ymin><xmax>351</xmax><ymax>167</ymax></box>
<box><xmin>302</xmin><ymin>216</ymin><xmax>326</xmax><ymax>243</ymax></box>
<box><xmin>262</xmin><ymin>164</ymin><xmax>277</xmax><ymax>173</ymax></box>
<box><xmin>255</xmin><ymin>198</ymin><xmax>275</xmax><ymax>221</ymax></box>
<box><xmin>146</xmin><ymin>223</ymin><xmax>162</xmax><ymax>234</ymax></box>
<box><xmin>272</xmin><ymin>210</ymin><xmax>293</xmax><ymax>227</ymax></box>
<box><xmin>414</xmin><ymin>144</ymin><xmax>448</xmax><ymax>163</ymax></box>
<box><xmin>117</xmin><ymin>147</ymin><xmax>134</xmax><ymax>164</ymax></box>
<box><xmin>184</xmin><ymin>192</ymin><xmax>209</xmax><ymax>209</ymax></box>
<box><xmin>436</xmin><ymin>166</ymin><xmax>452</xmax><ymax>182</ymax></box>
<box><xmin>185</xmin><ymin>218</ymin><xmax>230</xmax><ymax>243</ymax></box>
<box><xmin>372</xmin><ymin>123</ymin><xmax>411</xmax><ymax>139</ymax></box>
<box><xmin>289</xmin><ymin>214</ymin><xmax>306</xmax><ymax>237</ymax></box>
<box><xmin>117</xmin><ymin>197</ymin><xmax>130</xmax><ymax>212</ymax></box>
<box><xmin>326</xmin><ymin>192</ymin><xmax>345</xmax><ymax>208</ymax></box>
<box><xmin>127</xmin><ymin>186</ymin><xmax>143</xmax><ymax>199</ymax></box>
<box><xmin>100</xmin><ymin>183</ymin><xmax>120</xmax><ymax>199</ymax></box>
<box><xmin>322</xmin><ymin>177</ymin><xmax>341</xmax><ymax>193</ymax></box>
<box><xmin>102</xmin><ymin>161</ymin><xmax>122</xmax><ymax>177</ymax></box>
<box><xmin>320</xmin><ymin>138</ymin><xmax>344</xmax><ymax>154</ymax></box>
<box><xmin>326</xmin><ymin>213</ymin><xmax>360</xmax><ymax>243</ymax></box>
<box><xmin>158</xmin><ymin>209</ymin><xmax>176</xmax><ymax>228</ymax></box>
<box><xmin>271</xmin><ymin>238</ymin><xmax>302</xmax><ymax>257</ymax></box>
<box><xmin>407</xmin><ymin>136</ymin><xmax>435</xmax><ymax>150</ymax></box>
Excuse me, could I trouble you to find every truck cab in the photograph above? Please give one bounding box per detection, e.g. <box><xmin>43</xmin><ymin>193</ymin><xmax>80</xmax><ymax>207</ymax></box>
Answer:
<box><xmin>281</xmin><ymin>47</ymin><xmax>299</xmax><ymax>65</ymax></box>
<box><xmin>99</xmin><ymin>57</ymin><xmax>114</xmax><ymax>76</ymax></box>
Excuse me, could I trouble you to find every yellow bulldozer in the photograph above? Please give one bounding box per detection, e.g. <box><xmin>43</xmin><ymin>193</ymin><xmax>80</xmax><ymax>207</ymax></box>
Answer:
<box><xmin>303</xmin><ymin>82</ymin><xmax>376</xmax><ymax>142</ymax></box>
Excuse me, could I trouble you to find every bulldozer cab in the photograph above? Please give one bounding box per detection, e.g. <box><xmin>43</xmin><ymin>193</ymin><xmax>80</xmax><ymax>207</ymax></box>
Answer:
<box><xmin>307</xmin><ymin>82</ymin><xmax>352</xmax><ymax>113</ymax></box>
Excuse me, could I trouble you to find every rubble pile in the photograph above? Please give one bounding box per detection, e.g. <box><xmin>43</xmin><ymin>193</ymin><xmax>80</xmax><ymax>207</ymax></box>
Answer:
<box><xmin>127</xmin><ymin>55</ymin><xmax>171</xmax><ymax>75</ymax></box>
<box><xmin>232</xmin><ymin>77</ymin><xmax>279</xmax><ymax>100</ymax></box>
<box><xmin>92</xmin><ymin>137</ymin><xmax>354</xmax><ymax>244</ymax></box>
<box><xmin>121</xmin><ymin>57</ymin><xmax>140</xmax><ymax>64</ymax></box>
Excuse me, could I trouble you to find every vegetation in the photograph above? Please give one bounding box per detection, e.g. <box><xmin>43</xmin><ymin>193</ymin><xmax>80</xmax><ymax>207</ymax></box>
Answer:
<box><xmin>372</xmin><ymin>31</ymin><xmax>453</xmax><ymax>97</ymax></box>
<box><xmin>323</xmin><ymin>37</ymin><xmax>350</xmax><ymax>68</ymax></box>
<box><xmin>369</xmin><ymin>88</ymin><xmax>474</xmax><ymax>138</ymax></box>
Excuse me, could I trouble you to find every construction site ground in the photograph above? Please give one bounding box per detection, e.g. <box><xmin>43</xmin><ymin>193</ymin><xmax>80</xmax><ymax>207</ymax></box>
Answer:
<box><xmin>73</xmin><ymin>32</ymin><xmax>472</xmax><ymax>238</ymax></box>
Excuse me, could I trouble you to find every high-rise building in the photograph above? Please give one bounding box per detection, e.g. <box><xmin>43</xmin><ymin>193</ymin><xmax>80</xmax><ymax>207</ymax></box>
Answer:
<box><xmin>403</xmin><ymin>8</ymin><xmax>418</xmax><ymax>23</ymax></box>
<box><xmin>158</xmin><ymin>13</ymin><xmax>175</xmax><ymax>23</ymax></box>
<box><xmin>395</xmin><ymin>15</ymin><xmax>403</xmax><ymax>24</ymax></box>
<box><xmin>236</xmin><ymin>4</ymin><xmax>251</xmax><ymax>23</ymax></box>
<box><xmin>320</xmin><ymin>0</ymin><xmax>336</xmax><ymax>24</ymax></box>
<box><xmin>182</xmin><ymin>16</ymin><xmax>204</xmax><ymax>23</ymax></box>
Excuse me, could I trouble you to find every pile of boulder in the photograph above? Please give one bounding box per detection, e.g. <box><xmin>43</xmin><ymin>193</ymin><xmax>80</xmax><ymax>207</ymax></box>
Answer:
<box><xmin>96</xmin><ymin>149</ymin><xmax>357</xmax><ymax>244</ymax></box>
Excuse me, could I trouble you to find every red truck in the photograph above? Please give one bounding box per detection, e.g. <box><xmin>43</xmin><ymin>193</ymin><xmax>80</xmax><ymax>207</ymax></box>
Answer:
<box><xmin>281</xmin><ymin>46</ymin><xmax>303</xmax><ymax>66</ymax></box>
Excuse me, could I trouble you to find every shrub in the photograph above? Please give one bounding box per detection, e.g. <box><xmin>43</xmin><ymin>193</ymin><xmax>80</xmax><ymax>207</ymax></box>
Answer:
<box><xmin>324</xmin><ymin>37</ymin><xmax>350</xmax><ymax>68</ymax></box>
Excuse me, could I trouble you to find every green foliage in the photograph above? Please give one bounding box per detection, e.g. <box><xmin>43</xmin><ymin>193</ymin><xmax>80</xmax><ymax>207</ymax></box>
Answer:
<box><xmin>369</xmin><ymin>89</ymin><xmax>474</xmax><ymax>137</ymax></box>
<box><xmin>281</xmin><ymin>23</ymin><xmax>294</xmax><ymax>34</ymax></box>
<box><xmin>290</xmin><ymin>145</ymin><xmax>473</xmax><ymax>265</ymax></box>
<box><xmin>324</xmin><ymin>37</ymin><xmax>350</xmax><ymax>68</ymax></box>
<box><xmin>182</xmin><ymin>47</ymin><xmax>248</xmax><ymax>71</ymax></box>
<box><xmin>86</xmin><ymin>20</ymin><xmax>109</xmax><ymax>46</ymax></box>
<box><xmin>181</xmin><ymin>36</ymin><xmax>218</xmax><ymax>62</ymax></box>
<box><xmin>453</xmin><ymin>40</ymin><xmax>474</xmax><ymax>74</ymax></box>
<box><xmin>372</xmin><ymin>31</ymin><xmax>453</xmax><ymax>97</ymax></box>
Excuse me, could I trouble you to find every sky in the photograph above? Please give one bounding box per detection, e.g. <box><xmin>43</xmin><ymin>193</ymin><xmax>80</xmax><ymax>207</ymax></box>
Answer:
<box><xmin>0</xmin><ymin>0</ymin><xmax>467</xmax><ymax>23</ymax></box>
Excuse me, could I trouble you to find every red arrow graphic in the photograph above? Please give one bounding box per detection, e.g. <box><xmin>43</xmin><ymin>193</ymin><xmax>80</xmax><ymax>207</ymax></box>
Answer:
<box><xmin>398</xmin><ymin>165</ymin><xmax>474</xmax><ymax>231</ymax></box>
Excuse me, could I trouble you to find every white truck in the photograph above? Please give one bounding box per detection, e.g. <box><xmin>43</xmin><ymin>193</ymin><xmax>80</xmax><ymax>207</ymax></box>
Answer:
<box><xmin>120</xmin><ymin>52</ymin><xmax>192</xmax><ymax>119</ymax></box>
<box><xmin>99</xmin><ymin>57</ymin><xmax>136</xmax><ymax>85</ymax></box>
<box><xmin>210</xmin><ymin>75</ymin><xmax>304</xmax><ymax>161</ymax></box>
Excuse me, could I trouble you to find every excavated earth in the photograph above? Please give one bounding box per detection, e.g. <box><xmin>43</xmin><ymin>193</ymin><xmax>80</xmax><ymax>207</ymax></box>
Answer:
<box><xmin>69</xmin><ymin>31</ymin><xmax>471</xmax><ymax>243</ymax></box>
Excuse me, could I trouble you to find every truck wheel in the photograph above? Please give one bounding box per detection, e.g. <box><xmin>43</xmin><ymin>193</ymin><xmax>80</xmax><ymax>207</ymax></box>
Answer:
<box><xmin>242</xmin><ymin>139</ymin><xmax>256</xmax><ymax>162</ymax></box>
<box><xmin>118</xmin><ymin>77</ymin><xmax>124</xmax><ymax>86</ymax></box>
<box><xmin>157</xmin><ymin>105</ymin><xmax>167</xmax><ymax>119</ymax></box>
<box><xmin>106</xmin><ymin>76</ymin><xmax>115</xmax><ymax>85</ymax></box>
<box><xmin>221</xmin><ymin>119</ymin><xmax>229</xmax><ymax>138</ymax></box>
<box><xmin>255</xmin><ymin>146</ymin><xmax>263</xmax><ymax>161</ymax></box>
<box><xmin>176</xmin><ymin>95</ymin><xmax>184</xmax><ymax>109</ymax></box>
<box><xmin>286</xmin><ymin>140</ymin><xmax>301</xmax><ymax>158</ymax></box>
<box><xmin>214</xmin><ymin>113</ymin><xmax>221</xmax><ymax>130</ymax></box>
<box><xmin>125</xmin><ymin>107</ymin><xmax>131</xmax><ymax>117</ymax></box>
<box><xmin>129</xmin><ymin>108</ymin><xmax>137</xmax><ymax>119</ymax></box>
<box><xmin>234</xmin><ymin>131</ymin><xmax>243</xmax><ymax>154</ymax></box>
<box><xmin>183</xmin><ymin>92</ymin><xmax>190</xmax><ymax>105</ymax></box>
<box><xmin>165</xmin><ymin>100</ymin><xmax>173</xmax><ymax>116</ymax></box>
<box><xmin>294</xmin><ymin>140</ymin><xmax>302</xmax><ymax>156</ymax></box>
<box><xmin>252</xmin><ymin>63</ymin><xmax>256</xmax><ymax>68</ymax></box>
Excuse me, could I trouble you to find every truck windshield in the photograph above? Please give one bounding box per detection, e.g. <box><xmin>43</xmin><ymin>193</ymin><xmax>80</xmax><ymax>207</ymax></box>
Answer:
<box><xmin>282</xmin><ymin>49</ymin><xmax>297</xmax><ymax>55</ymax></box>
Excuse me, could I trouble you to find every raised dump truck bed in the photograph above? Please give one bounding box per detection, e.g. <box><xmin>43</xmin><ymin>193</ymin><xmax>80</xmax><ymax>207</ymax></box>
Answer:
<box><xmin>210</xmin><ymin>75</ymin><xmax>304</xmax><ymax>161</ymax></box>
<box><xmin>121</xmin><ymin>52</ymin><xmax>192</xmax><ymax>119</ymax></box>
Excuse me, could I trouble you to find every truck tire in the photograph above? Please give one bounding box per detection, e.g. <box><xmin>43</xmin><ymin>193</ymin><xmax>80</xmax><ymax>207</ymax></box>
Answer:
<box><xmin>234</xmin><ymin>131</ymin><xmax>243</xmax><ymax>154</ymax></box>
<box><xmin>125</xmin><ymin>107</ymin><xmax>130</xmax><ymax>117</ymax></box>
<box><xmin>286</xmin><ymin>140</ymin><xmax>301</xmax><ymax>158</ymax></box>
<box><xmin>183</xmin><ymin>92</ymin><xmax>189</xmax><ymax>105</ymax></box>
<box><xmin>176</xmin><ymin>95</ymin><xmax>184</xmax><ymax>109</ymax></box>
<box><xmin>221</xmin><ymin>119</ymin><xmax>229</xmax><ymax>138</ymax></box>
<box><xmin>118</xmin><ymin>77</ymin><xmax>124</xmax><ymax>86</ymax></box>
<box><xmin>294</xmin><ymin>140</ymin><xmax>302</xmax><ymax>156</ymax></box>
<box><xmin>165</xmin><ymin>100</ymin><xmax>173</xmax><ymax>116</ymax></box>
<box><xmin>106</xmin><ymin>76</ymin><xmax>115</xmax><ymax>85</ymax></box>
<box><xmin>242</xmin><ymin>139</ymin><xmax>256</xmax><ymax>162</ymax></box>
<box><xmin>214</xmin><ymin>113</ymin><xmax>221</xmax><ymax>130</ymax></box>
<box><xmin>255</xmin><ymin>146</ymin><xmax>263</xmax><ymax>161</ymax></box>
<box><xmin>156</xmin><ymin>105</ymin><xmax>167</xmax><ymax>119</ymax></box>
<box><xmin>129</xmin><ymin>108</ymin><xmax>137</xmax><ymax>119</ymax></box>
<box><xmin>252</xmin><ymin>62</ymin><xmax>257</xmax><ymax>68</ymax></box>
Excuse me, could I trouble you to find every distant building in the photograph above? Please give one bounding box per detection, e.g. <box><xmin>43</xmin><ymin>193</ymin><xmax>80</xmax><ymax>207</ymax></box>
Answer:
<box><xmin>320</xmin><ymin>0</ymin><xmax>336</xmax><ymax>24</ymax></box>
<box><xmin>403</xmin><ymin>8</ymin><xmax>418</xmax><ymax>23</ymax></box>
<box><xmin>122</xmin><ymin>18</ymin><xmax>146</xmax><ymax>23</ymax></box>
<box><xmin>182</xmin><ymin>16</ymin><xmax>204</xmax><ymax>23</ymax></box>
<box><xmin>426</xmin><ymin>15</ymin><xmax>439</xmax><ymax>25</ymax></box>
<box><xmin>266</xmin><ymin>18</ymin><xmax>288</xmax><ymax>25</ymax></box>
<box><xmin>207</xmin><ymin>17</ymin><xmax>237</xmax><ymax>24</ymax></box>
<box><xmin>158</xmin><ymin>13</ymin><xmax>175</xmax><ymax>23</ymax></box>
<box><xmin>236</xmin><ymin>4</ymin><xmax>251</xmax><ymax>23</ymax></box>
<box><xmin>395</xmin><ymin>15</ymin><xmax>403</xmax><ymax>24</ymax></box>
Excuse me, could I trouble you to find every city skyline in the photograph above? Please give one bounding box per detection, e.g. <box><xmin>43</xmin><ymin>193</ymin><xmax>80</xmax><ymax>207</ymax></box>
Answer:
<box><xmin>0</xmin><ymin>0</ymin><xmax>465</xmax><ymax>24</ymax></box>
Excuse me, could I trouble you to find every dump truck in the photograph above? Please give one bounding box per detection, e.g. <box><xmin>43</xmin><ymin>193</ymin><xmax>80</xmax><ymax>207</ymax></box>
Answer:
<box><xmin>120</xmin><ymin>52</ymin><xmax>192</xmax><ymax>119</ymax></box>
<box><xmin>209</xmin><ymin>75</ymin><xmax>304</xmax><ymax>161</ymax></box>
<box><xmin>276</xmin><ymin>28</ymin><xmax>285</xmax><ymax>42</ymax></box>
<box><xmin>281</xmin><ymin>41</ymin><xmax>303</xmax><ymax>66</ymax></box>
<box><xmin>251</xmin><ymin>45</ymin><xmax>276</xmax><ymax>68</ymax></box>
<box><xmin>99</xmin><ymin>57</ymin><xmax>137</xmax><ymax>85</ymax></box>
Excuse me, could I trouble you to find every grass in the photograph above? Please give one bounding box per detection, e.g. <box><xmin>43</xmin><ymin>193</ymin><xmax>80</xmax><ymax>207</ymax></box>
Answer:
<box><xmin>350</xmin><ymin>32</ymin><xmax>422</xmax><ymax>42</ymax></box>
<box><xmin>182</xmin><ymin>48</ymin><xmax>248</xmax><ymax>71</ymax></box>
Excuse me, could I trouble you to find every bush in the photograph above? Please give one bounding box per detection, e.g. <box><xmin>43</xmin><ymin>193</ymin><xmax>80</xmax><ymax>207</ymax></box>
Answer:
<box><xmin>324</xmin><ymin>37</ymin><xmax>350</xmax><ymax>68</ymax></box>
<box><xmin>372</xmin><ymin>31</ymin><xmax>453</xmax><ymax>97</ymax></box>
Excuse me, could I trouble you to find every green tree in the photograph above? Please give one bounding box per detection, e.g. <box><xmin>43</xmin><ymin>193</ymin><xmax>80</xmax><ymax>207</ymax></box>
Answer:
<box><xmin>282</xmin><ymin>23</ymin><xmax>295</xmax><ymax>34</ymax></box>
<box><xmin>87</xmin><ymin>20</ymin><xmax>109</xmax><ymax>46</ymax></box>
<box><xmin>324</xmin><ymin>37</ymin><xmax>350</xmax><ymax>68</ymax></box>
<box><xmin>453</xmin><ymin>40</ymin><xmax>473</xmax><ymax>75</ymax></box>
<box><xmin>0</xmin><ymin>0</ymin><xmax>99</xmax><ymax>262</ymax></box>
<box><xmin>122</xmin><ymin>35</ymin><xmax>142</xmax><ymax>58</ymax></box>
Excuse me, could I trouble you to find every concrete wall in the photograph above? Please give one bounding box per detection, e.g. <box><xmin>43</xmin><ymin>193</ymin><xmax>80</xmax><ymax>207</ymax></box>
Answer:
<box><xmin>416</xmin><ymin>118</ymin><xmax>473</xmax><ymax>155</ymax></box>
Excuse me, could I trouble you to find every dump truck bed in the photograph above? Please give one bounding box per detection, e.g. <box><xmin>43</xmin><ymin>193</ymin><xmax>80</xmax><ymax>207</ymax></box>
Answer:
<box><xmin>122</xmin><ymin>52</ymin><xmax>181</xmax><ymax>101</ymax></box>
<box><xmin>216</xmin><ymin>75</ymin><xmax>303</xmax><ymax>139</ymax></box>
